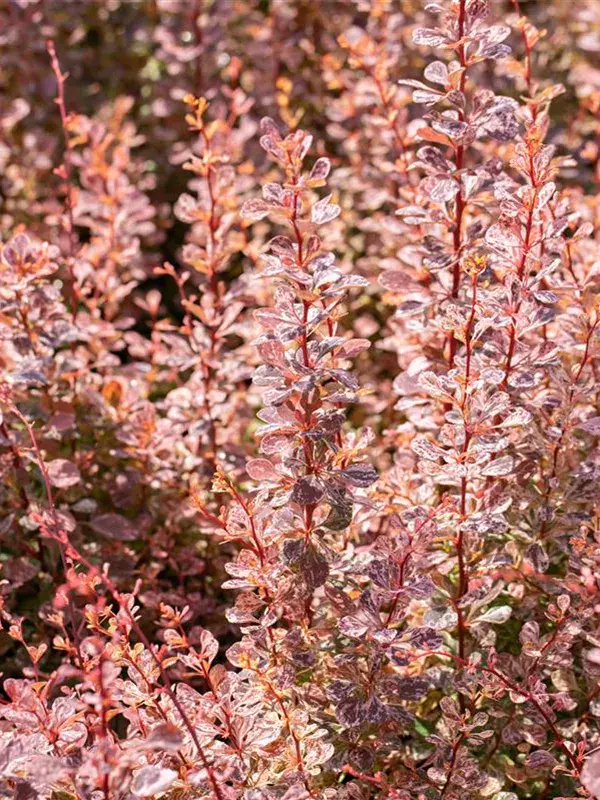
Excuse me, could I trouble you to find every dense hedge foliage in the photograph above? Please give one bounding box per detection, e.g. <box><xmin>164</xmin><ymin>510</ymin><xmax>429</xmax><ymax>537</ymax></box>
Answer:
<box><xmin>2</xmin><ymin>1</ymin><xmax>600</xmax><ymax>798</ymax></box>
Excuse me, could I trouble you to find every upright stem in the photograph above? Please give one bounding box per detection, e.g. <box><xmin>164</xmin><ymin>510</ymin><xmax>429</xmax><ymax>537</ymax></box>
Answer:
<box><xmin>448</xmin><ymin>0</ymin><xmax>467</xmax><ymax>368</ymax></box>
<box><xmin>539</xmin><ymin>318</ymin><xmax>598</xmax><ymax>538</ymax></box>
<box><xmin>503</xmin><ymin>146</ymin><xmax>538</xmax><ymax>389</ymax></box>
<box><xmin>47</xmin><ymin>41</ymin><xmax>79</xmax><ymax>321</ymax></box>
<box><xmin>440</xmin><ymin>733</ymin><xmax>465</xmax><ymax>798</ymax></box>
<box><xmin>454</xmin><ymin>272</ymin><xmax>477</xmax><ymax>672</ymax></box>
<box><xmin>287</xmin><ymin>153</ymin><xmax>318</xmax><ymax>545</ymax></box>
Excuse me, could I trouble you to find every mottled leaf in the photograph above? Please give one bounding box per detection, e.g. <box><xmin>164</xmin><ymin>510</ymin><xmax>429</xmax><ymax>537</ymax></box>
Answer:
<box><xmin>309</xmin><ymin>157</ymin><xmax>331</xmax><ymax>183</ymax></box>
<box><xmin>311</xmin><ymin>194</ymin><xmax>341</xmax><ymax>225</ymax></box>
<box><xmin>412</xmin><ymin>28</ymin><xmax>448</xmax><ymax>47</ymax></box>
<box><xmin>131</xmin><ymin>766</ymin><xmax>178</xmax><ymax>797</ymax></box>
<box><xmin>580</xmin><ymin>417</ymin><xmax>600</xmax><ymax>435</ymax></box>
<box><xmin>424</xmin><ymin>606</ymin><xmax>458</xmax><ymax>630</ymax></box>
<box><xmin>473</xmin><ymin>605</ymin><xmax>512</xmax><ymax>625</ymax></box>
<box><xmin>338</xmin><ymin>464</ymin><xmax>378</xmax><ymax>487</ymax></box>
<box><xmin>480</xmin><ymin>456</ymin><xmax>514</xmax><ymax>477</ymax></box>
<box><xmin>424</xmin><ymin>60</ymin><xmax>448</xmax><ymax>86</ymax></box>
<box><xmin>47</xmin><ymin>459</ymin><xmax>81</xmax><ymax>489</ymax></box>
<box><xmin>241</xmin><ymin>197</ymin><xmax>270</xmax><ymax>221</ymax></box>
<box><xmin>292</xmin><ymin>475</ymin><xmax>325</xmax><ymax>505</ymax></box>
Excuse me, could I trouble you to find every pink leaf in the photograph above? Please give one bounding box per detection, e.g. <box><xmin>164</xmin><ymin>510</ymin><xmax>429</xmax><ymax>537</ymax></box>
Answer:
<box><xmin>241</xmin><ymin>198</ymin><xmax>270</xmax><ymax>221</ymax></box>
<box><xmin>311</xmin><ymin>194</ymin><xmax>341</xmax><ymax>225</ymax></box>
<box><xmin>246</xmin><ymin>458</ymin><xmax>280</xmax><ymax>481</ymax></box>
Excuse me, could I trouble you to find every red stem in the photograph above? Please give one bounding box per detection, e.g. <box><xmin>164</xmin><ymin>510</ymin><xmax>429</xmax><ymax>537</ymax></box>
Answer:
<box><xmin>47</xmin><ymin>40</ymin><xmax>80</xmax><ymax>321</ymax></box>
<box><xmin>448</xmin><ymin>0</ymin><xmax>467</xmax><ymax>368</ymax></box>
<box><xmin>10</xmin><ymin>402</ymin><xmax>227</xmax><ymax>800</ymax></box>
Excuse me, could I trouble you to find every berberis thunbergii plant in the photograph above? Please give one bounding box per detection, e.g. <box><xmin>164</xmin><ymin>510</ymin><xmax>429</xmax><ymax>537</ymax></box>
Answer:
<box><xmin>1</xmin><ymin>0</ymin><xmax>600</xmax><ymax>798</ymax></box>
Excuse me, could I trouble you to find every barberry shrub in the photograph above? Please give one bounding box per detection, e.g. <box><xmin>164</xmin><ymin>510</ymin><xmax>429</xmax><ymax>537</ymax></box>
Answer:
<box><xmin>1</xmin><ymin>1</ymin><xmax>600</xmax><ymax>799</ymax></box>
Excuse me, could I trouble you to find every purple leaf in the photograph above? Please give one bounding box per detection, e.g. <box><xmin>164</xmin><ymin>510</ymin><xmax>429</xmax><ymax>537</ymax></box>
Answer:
<box><xmin>580</xmin><ymin>417</ymin><xmax>600</xmax><ymax>435</ymax></box>
<box><xmin>292</xmin><ymin>476</ymin><xmax>325</xmax><ymax>505</ymax></box>
<box><xmin>260</xmin><ymin>116</ymin><xmax>282</xmax><ymax>140</ymax></box>
<box><xmin>90</xmin><ymin>513</ymin><xmax>137</xmax><ymax>541</ymax></box>
<box><xmin>339</xmin><ymin>615</ymin><xmax>369</xmax><ymax>639</ymax></box>
<box><xmin>412</xmin><ymin>28</ymin><xmax>448</xmax><ymax>47</ymax></box>
<box><xmin>336</xmin><ymin>338</ymin><xmax>371</xmax><ymax>358</ymax></box>
<box><xmin>379</xmin><ymin>270</ymin><xmax>410</xmax><ymax>291</ymax></box>
<box><xmin>338</xmin><ymin>464</ymin><xmax>378</xmax><ymax>487</ymax></box>
<box><xmin>309</xmin><ymin>157</ymin><xmax>331</xmax><ymax>183</ymax></box>
<box><xmin>324</xmin><ymin>500</ymin><xmax>353</xmax><ymax>531</ymax></box>
<box><xmin>431</xmin><ymin>118</ymin><xmax>469</xmax><ymax>139</ymax></box>
<box><xmin>47</xmin><ymin>459</ymin><xmax>81</xmax><ymax>489</ymax></box>
<box><xmin>241</xmin><ymin>198</ymin><xmax>270</xmax><ymax>221</ymax></box>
